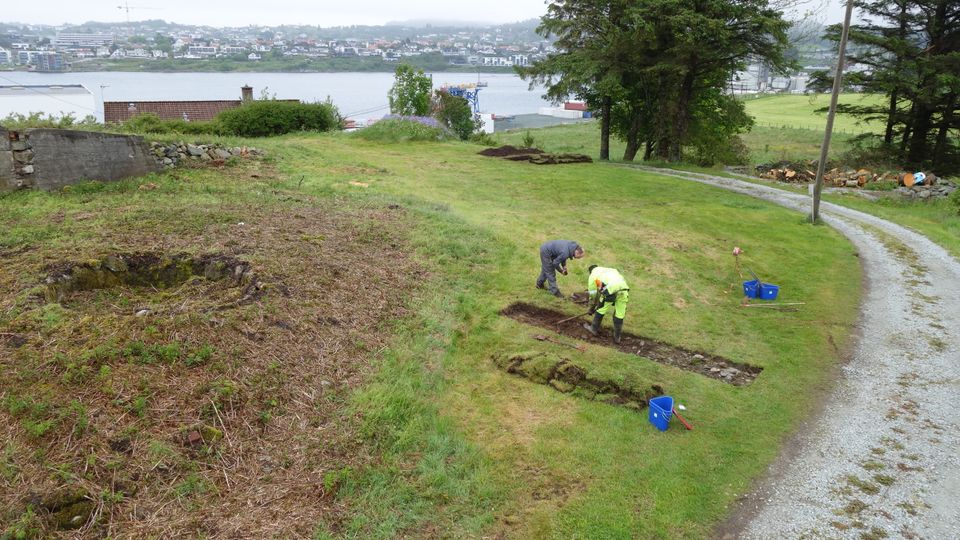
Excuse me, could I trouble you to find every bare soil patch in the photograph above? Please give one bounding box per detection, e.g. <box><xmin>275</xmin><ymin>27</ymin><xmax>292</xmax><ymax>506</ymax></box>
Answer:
<box><xmin>477</xmin><ymin>145</ymin><xmax>544</xmax><ymax>157</ymax></box>
<box><xmin>501</xmin><ymin>302</ymin><xmax>762</xmax><ymax>386</ymax></box>
<box><xmin>0</xmin><ymin>202</ymin><xmax>418</xmax><ymax>537</ymax></box>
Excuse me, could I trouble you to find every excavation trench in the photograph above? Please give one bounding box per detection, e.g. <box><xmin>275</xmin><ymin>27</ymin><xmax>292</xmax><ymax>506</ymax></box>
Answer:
<box><xmin>493</xmin><ymin>351</ymin><xmax>664</xmax><ymax>411</ymax></box>
<box><xmin>501</xmin><ymin>302</ymin><xmax>762</xmax><ymax>386</ymax></box>
<box><xmin>44</xmin><ymin>252</ymin><xmax>263</xmax><ymax>306</ymax></box>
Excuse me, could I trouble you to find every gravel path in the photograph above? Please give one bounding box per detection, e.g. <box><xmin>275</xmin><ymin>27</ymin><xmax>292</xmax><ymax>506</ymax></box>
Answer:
<box><xmin>631</xmin><ymin>166</ymin><xmax>960</xmax><ymax>540</ymax></box>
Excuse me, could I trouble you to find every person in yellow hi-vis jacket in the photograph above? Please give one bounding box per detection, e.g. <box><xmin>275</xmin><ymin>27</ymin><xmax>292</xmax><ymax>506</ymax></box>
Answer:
<box><xmin>583</xmin><ymin>265</ymin><xmax>629</xmax><ymax>344</ymax></box>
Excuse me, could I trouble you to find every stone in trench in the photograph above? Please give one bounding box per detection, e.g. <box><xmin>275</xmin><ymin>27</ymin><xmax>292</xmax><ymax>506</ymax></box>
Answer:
<box><xmin>20</xmin><ymin>164</ymin><xmax>34</xmax><ymax>174</ymax></box>
<box><xmin>10</xmin><ymin>141</ymin><xmax>31</xmax><ymax>151</ymax></box>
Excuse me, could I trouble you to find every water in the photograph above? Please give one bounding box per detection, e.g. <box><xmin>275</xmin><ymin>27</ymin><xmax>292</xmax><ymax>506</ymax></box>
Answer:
<box><xmin>0</xmin><ymin>71</ymin><xmax>552</xmax><ymax>121</ymax></box>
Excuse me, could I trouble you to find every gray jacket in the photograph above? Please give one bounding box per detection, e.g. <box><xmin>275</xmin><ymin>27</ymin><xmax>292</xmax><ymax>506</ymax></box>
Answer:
<box><xmin>540</xmin><ymin>240</ymin><xmax>580</xmax><ymax>271</ymax></box>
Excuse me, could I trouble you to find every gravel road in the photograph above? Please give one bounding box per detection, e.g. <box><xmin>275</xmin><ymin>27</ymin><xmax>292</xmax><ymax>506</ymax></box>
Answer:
<box><xmin>632</xmin><ymin>166</ymin><xmax>960</xmax><ymax>540</ymax></box>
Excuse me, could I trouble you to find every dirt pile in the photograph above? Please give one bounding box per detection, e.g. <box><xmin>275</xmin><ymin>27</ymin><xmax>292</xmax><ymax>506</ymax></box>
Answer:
<box><xmin>0</xmin><ymin>202</ymin><xmax>418</xmax><ymax>537</ymax></box>
<box><xmin>478</xmin><ymin>145</ymin><xmax>593</xmax><ymax>165</ymax></box>
<box><xmin>493</xmin><ymin>351</ymin><xmax>664</xmax><ymax>411</ymax></box>
<box><xmin>501</xmin><ymin>302</ymin><xmax>762</xmax><ymax>386</ymax></box>
<box><xmin>478</xmin><ymin>145</ymin><xmax>544</xmax><ymax>157</ymax></box>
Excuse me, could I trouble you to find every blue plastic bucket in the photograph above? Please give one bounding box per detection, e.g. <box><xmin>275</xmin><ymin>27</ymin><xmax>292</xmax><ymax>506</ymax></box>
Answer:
<box><xmin>743</xmin><ymin>279</ymin><xmax>780</xmax><ymax>300</ymax></box>
<box><xmin>648</xmin><ymin>396</ymin><xmax>674</xmax><ymax>432</ymax></box>
<box><xmin>760</xmin><ymin>283</ymin><xmax>779</xmax><ymax>300</ymax></box>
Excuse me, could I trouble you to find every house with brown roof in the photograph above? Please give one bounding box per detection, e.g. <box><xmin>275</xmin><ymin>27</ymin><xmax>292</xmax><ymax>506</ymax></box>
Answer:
<box><xmin>103</xmin><ymin>86</ymin><xmax>298</xmax><ymax>124</ymax></box>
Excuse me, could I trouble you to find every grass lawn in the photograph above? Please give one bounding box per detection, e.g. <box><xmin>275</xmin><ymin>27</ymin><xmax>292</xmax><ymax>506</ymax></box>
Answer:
<box><xmin>741</xmin><ymin>93</ymin><xmax>886</xmax><ymax>134</ymax></box>
<box><xmin>1</xmin><ymin>130</ymin><xmax>862</xmax><ymax>538</ymax></box>
<box><xmin>495</xmin><ymin>122</ymin><xmax>856</xmax><ymax>165</ymax></box>
<box><xmin>272</xmin><ymin>133</ymin><xmax>863</xmax><ymax>538</ymax></box>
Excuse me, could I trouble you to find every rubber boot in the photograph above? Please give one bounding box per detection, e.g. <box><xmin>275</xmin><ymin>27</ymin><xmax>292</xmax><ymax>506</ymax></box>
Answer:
<box><xmin>613</xmin><ymin>317</ymin><xmax>624</xmax><ymax>344</ymax></box>
<box><xmin>583</xmin><ymin>312</ymin><xmax>603</xmax><ymax>337</ymax></box>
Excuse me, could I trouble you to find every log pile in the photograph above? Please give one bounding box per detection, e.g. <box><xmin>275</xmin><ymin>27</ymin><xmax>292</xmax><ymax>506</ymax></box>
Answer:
<box><xmin>755</xmin><ymin>161</ymin><xmax>940</xmax><ymax>189</ymax></box>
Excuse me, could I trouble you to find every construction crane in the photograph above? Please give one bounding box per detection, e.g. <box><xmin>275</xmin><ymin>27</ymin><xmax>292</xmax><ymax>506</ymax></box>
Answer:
<box><xmin>117</xmin><ymin>1</ymin><xmax>160</xmax><ymax>24</ymax></box>
<box><xmin>442</xmin><ymin>83</ymin><xmax>481</xmax><ymax>113</ymax></box>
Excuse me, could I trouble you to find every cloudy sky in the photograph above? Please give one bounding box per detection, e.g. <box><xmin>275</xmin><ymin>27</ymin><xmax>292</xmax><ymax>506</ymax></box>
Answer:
<box><xmin>5</xmin><ymin>0</ymin><xmax>849</xmax><ymax>28</ymax></box>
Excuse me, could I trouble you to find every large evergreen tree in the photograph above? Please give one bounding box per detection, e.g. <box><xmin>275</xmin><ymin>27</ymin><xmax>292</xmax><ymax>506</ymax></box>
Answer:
<box><xmin>812</xmin><ymin>0</ymin><xmax>960</xmax><ymax>173</ymax></box>
<box><xmin>519</xmin><ymin>0</ymin><xmax>791</xmax><ymax>163</ymax></box>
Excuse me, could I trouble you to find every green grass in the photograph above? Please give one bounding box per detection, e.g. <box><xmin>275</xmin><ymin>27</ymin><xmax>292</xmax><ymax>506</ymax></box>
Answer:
<box><xmin>741</xmin><ymin>94</ymin><xmax>886</xmax><ymax>134</ymax></box>
<box><xmin>266</xmin><ymin>132</ymin><xmax>862</xmax><ymax>537</ymax></box>
<box><xmin>494</xmin><ymin>122</ymin><xmax>856</xmax><ymax>165</ymax></box>
<box><xmin>1</xmin><ymin>128</ymin><xmax>866</xmax><ymax>538</ymax></box>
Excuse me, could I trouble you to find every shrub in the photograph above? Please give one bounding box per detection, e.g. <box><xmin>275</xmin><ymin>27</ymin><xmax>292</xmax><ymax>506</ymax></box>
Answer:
<box><xmin>432</xmin><ymin>90</ymin><xmax>479</xmax><ymax>140</ymax></box>
<box><xmin>949</xmin><ymin>189</ymin><xmax>960</xmax><ymax>216</ymax></box>
<box><xmin>354</xmin><ymin>118</ymin><xmax>453</xmax><ymax>143</ymax></box>
<box><xmin>1</xmin><ymin>111</ymin><xmax>100</xmax><ymax>130</ymax></box>
<box><xmin>388</xmin><ymin>63</ymin><xmax>432</xmax><ymax>116</ymax></box>
<box><xmin>117</xmin><ymin>113</ymin><xmax>223</xmax><ymax>136</ymax></box>
<box><xmin>216</xmin><ymin>101</ymin><xmax>341</xmax><ymax>137</ymax></box>
<box><xmin>522</xmin><ymin>131</ymin><xmax>536</xmax><ymax>149</ymax></box>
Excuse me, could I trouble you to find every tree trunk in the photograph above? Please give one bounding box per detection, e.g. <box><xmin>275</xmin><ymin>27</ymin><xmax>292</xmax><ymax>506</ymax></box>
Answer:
<box><xmin>600</xmin><ymin>96</ymin><xmax>611</xmax><ymax>161</ymax></box>
<box><xmin>906</xmin><ymin>103</ymin><xmax>932</xmax><ymax>168</ymax></box>
<box><xmin>622</xmin><ymin>109</ymin><xmax>643</xmax><ymax>161</ymax></box>
<box><xmin>885</xmin><ymin>1</ymin><xmax>910</xmax><ymax>145</ymax></box>
<box><xmin>932</xmin><ymin>92</ymin><xmax>957</xmax><ymax>168</ymax></box>
<box><xmin>669</xmin><ymin>68</ymin><xmax>697</xmax><ymax>162</ymax></box>
<box><xmin>643</xmin><ymin>139</ymin><xmax>654</xmax><ymax>161</ymax></box>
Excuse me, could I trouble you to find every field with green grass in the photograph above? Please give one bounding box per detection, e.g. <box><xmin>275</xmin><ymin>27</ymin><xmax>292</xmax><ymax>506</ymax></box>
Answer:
<box><xmin>741</xmin><ymin>93</ymin><xmax>886</xmax><ymax>134</ymax></box>
<box><xmin>0</xmin><ymin>125</ymin><xmax>867</xmax><ymax>538</ymax></box>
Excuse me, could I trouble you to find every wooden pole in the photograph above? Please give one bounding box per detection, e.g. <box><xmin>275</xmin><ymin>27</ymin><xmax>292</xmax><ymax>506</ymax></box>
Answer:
<box><xmin>812</xmin><ymin>0</ymin><xmax>856</xmax><ymax>223</ymax></box>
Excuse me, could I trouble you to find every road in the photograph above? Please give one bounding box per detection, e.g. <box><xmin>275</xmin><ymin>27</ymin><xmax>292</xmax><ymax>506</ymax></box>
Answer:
<box><xmin>633</xmin><ymin>166</ymin><xmax>960</xmax><ymax>540</ymax></box>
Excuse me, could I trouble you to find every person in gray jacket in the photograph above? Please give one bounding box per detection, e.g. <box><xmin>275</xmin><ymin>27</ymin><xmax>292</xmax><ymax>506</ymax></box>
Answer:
<box><xmin>536</xmin><ymin>240</ymin><xmax>584</xmax><ymax>297</ymax></box>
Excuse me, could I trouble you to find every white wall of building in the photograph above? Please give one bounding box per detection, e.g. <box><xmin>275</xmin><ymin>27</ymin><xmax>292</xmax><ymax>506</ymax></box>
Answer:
<box><xmin>0</xmin><ymin>86</ymin><xmax>98</xmax><ymax>122</ymax></box>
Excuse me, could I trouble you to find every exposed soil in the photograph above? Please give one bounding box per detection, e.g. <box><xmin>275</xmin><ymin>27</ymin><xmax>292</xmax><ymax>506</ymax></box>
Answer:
<box><xmin>501</xmin><ymin>302</ymin><xmax>762</xmax><ymax>386</ymax></box>
<box><xmin>0</xmin><ymin>199</ymin><xmax>419</xmax><ymax>537</ymax></box>
<box><xmin>504</xmin><ymin>153</ymin><xmax>593</xmax><ymax>165</ymax></box>
<box><xmin>493</xmin><ymin>351</ymin><xmax>664</xmax><ymax>411</ymax></box>
<box><xmin>477</xmin><ymin>145</ymin><xmax>544</xmax><ymax>157</ymax></box>
<box><xmin>43</xmin><ymin>252</ymin><xmax>262</xmax><ymax>306</ymax></box>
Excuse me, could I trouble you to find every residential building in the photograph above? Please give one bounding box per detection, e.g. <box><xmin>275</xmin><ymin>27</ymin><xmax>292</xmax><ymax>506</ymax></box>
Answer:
<box><xmin>35</xmin><ymin>53</ymin><xmax>66</xmax><ymax>72</ymax></box>
<box><xmin>0</xmin><ymin>84</ymin><xmax>96</xmax><ymax>120</ymax></box>
<box><xmin>0</xmin><ymin>47</ymin><xmax>12</xmax><ymax>65</ymax></box>
<box><xmin>53</xmin><ymin>33</ymin><xmax>114</xmax><ymax>48</ymax></box>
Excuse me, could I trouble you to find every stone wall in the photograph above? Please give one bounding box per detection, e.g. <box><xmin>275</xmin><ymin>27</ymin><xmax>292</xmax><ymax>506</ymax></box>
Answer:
<box><xmin>1</xmin><ymin>127</ymin><xmax>159</xmax><ymax>192</ymax></box>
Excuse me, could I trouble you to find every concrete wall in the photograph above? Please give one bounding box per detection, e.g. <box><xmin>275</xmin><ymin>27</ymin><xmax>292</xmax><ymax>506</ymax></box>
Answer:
<box><xmin>1</xmin><ymin>127</ymin><xmax>159</xmax><ymax>192</ymax></box>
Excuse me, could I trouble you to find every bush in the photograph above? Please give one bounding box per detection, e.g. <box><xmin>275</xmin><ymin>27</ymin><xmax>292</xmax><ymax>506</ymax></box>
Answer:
<box><xmin>354</xmin><ymin>118</ymin><xmax>453</xmax><ymax>143</ymax></box>
<box><xmin>117</xmin><ymin>113</ymin><xmax>223</xmax><ymax>136</ymax></box>
<box><xmin>688</xmin><ymin>135</ymin><xmax>751</xmax><ymax>167</ymax></box>
<box><xmin>2</xmin><ymin>111</ymin><xmax>100</xmax><ymax>130</ymax></box>
<box><xmin>216</xmin><ymin>101</ymin><xmax>341</xmax><ymax>137</ymax></box>
<box><xmin>432</xmin><ymin>90</ymin><xmax>479</xmax><ymax>140</ymax></box>
<box><xmin>949</xmin><ymin>189</ymin><xmax>960</xmax><ymax>216</ymax></box>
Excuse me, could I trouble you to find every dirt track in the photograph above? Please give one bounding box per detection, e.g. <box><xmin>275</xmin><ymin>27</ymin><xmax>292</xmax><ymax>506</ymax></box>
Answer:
<box><xmin>631</xmin><ymin>166</ymin><xmax>960</xmax><ymax>539</ymax></box>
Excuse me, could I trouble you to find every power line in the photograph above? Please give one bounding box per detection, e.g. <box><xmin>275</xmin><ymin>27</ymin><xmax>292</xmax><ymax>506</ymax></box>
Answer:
<box><xmin>0</xmin><ymin>74</ymin><xmax>100</xmax><ymax>116</ymax></box>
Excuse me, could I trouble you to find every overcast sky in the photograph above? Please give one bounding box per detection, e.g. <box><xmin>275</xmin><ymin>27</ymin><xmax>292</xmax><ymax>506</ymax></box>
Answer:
<box><xmin>4</xmin><ymin>0</ymin><xmax>850</xmax><ymax>28</ymax></box>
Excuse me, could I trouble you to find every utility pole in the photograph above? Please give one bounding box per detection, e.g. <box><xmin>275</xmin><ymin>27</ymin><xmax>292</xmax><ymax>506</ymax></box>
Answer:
<box><xmin>811</xmin><ymin>0</ymin><xmax>856</xmax><ymax>223</ymax></box>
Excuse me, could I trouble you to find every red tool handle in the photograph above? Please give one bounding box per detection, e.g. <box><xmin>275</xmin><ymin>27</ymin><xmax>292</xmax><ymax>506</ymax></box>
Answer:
<box><xmin>673</xmin><ymin>408</ymin><xmax>693</xmax><ymax>430</ymax></box>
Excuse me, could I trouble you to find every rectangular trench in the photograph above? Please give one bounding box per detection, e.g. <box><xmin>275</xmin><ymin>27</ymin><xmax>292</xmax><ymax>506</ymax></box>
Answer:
<box><xmin>501</xmin><ymin>302</ymin><xmax>762</xmax><ymax>386</ymax></box>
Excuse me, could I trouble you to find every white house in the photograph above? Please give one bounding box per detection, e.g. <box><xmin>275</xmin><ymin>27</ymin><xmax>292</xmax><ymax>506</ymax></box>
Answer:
<box><xmin>0</xmin><ymin>85</ymin><xmax>97</xmax><ymax>121</ymax></box>
<box><xmin>0</xmin><ymin>47</ymin><xmax>13</xmax><ymax>65</ymax></box>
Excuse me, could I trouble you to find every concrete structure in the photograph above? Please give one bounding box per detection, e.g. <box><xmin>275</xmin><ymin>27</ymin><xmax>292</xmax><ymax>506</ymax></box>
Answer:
<box><xmin>0</xmin><ymin>47</ymin><xmax>12</xmax><ymax>65</ymax></box>
<box><xmin>0</xmin><ymin>127</ymin><xmax>159</xmax><ymax>191</ymax></box>
<box><xmin>0</xmin><ymin>85</ymin><xmax>97</xmax><ymax>121</ymax></box>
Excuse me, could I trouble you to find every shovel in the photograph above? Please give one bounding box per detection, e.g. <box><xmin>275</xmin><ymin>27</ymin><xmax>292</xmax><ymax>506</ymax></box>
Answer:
<box><xmin>554</xmin><ymin>310</ymin><xmax>591</xmax><ymax>327</ymax></box>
